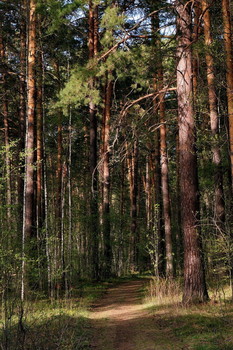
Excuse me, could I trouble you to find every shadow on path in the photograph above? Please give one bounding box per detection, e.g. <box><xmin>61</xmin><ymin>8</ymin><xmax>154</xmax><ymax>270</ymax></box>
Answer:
<box><xmin>90</xmin><ymin>279</ymin><xmax>233</xmax><ymax>350</ymax></box>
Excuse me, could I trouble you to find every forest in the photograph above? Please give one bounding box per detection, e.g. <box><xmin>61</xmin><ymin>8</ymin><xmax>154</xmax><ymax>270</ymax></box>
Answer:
<box><xmin>1</xmin><ymin>0</ymin><xmax>233</xmax><ymax>349</ymax></box>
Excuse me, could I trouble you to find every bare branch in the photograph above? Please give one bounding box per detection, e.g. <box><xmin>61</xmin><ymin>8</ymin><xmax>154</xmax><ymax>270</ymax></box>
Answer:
<box><xmin>121</xmin><ymin>87</ymin><xmax>176</xmax><ymax>118</ymax></box>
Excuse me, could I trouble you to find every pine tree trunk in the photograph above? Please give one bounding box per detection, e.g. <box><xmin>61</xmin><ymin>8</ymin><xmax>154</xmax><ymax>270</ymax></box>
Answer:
<box><xmin>0</xmin><ymin>28</ymin><xmax>11</xmax><ymax>220</ymax></box>
<box><xmin>89</xmin><ymin>0</ymin><xmax>99</xmax><ymax>280</ymax></box>
<box><xmin>119</xmin><ymin>160</ymin><xmax>126</xmax><ymax>275</ymax></box>
<box><xmin>3</xmin><ymin>99</ymin><xmax>11</xmax><ymax>220</ymax></box>
<box><xmin>202</xmin><ymin>0</ymin><xmax>225</xmax><ymax>224</ymax></box>
<box><xmin>222</xmin><ymin>0</ymin><xmax>233</xmax><ymax>190</ymax></box>
<box><xmin>102</xmin><ymin>76</ymin><xmax>113</xmax><ymax>278</ymax></box>
<box><xmin>21</xmin><ymin>0</ymin><xmax>37</xmax><ymax>300</ymax></box>
<box><xmin>175</xmin><ymin>121</ymin><xmax>183</xmax><ymax>275</ymax></box>
<box><xmin>176</xmin><ymin>0</ymin><xmax>208</xmax><ymax>303</ymax></box>
<box><xmin>192</xmin><ymin>0</ymin><xmax>202</xmax><ymax>96</ymax></box>
<box><xmin>36</xmin><ymin>40</ymin><xmax>45</xmax><ymax>233</ymax></box>
<box><xmin>53</xmin><ymin>61</ymin><xmax>64</xmax><ymax>290</ymax></box>
<box><xmin>24</xmin><ymin>0</ymin><xmax>36</xmax><ymax>238</ymax></box>
<box><xmin>127</xmin><ymin>140</ymin><xmax>139</xmax><ymax>270</ymax></box>
<box><xmin>145</xmin><ymin>155</ymin><xmax>151</xmax><ymax>232</ymax></box>
<box><xmin>155</xmin><ymin>28</ymin><xmax>174</xmax><ymax>277</ymax></box>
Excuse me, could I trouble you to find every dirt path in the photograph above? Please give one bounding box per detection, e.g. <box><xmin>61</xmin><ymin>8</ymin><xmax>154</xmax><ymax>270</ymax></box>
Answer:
<box><xmin>89</xmin><ymin>279</ymin><xmax>177</xmax><ymax>350</ymax></box>
<box><xmin>89</xmin><ymin>279</ymin><xmax>233</xmax><ymax>350</ymax></box>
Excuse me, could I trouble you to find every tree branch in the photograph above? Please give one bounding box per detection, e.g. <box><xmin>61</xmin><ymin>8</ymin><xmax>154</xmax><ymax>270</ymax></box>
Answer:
<box><xmin>121</xmin><ymin>87</ymin><xmax>176</xmax><ymax>118</ymax></box>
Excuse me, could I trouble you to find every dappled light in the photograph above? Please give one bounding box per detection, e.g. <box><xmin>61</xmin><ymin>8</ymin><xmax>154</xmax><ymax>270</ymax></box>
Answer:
<box><xmin>89</xmin><ymin>279</ymin><xmax>233</xmax><ymax>350</ymax></box>
<box><xmin>1</xmin><ymin>0</ymin><xmax>233</xmax><ymax>348</ymax></box>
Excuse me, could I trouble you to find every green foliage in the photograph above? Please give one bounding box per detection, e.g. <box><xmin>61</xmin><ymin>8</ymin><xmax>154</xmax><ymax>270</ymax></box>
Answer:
<box><xmin>100</xmin><ymin>5</ymin><xmax>125</xmax><ymax>47</ymax></box>
<box><xmin>37</xmin><ymin>0</ymin><xmax>85</xmax><ymax>33</ymax></box>
<box><xmin>0</xmin><ymin>301</ymin><xmax>91</xmax><ymax>349</ymax></box>
<box><xmin>58</xmin><ymin>65</ymin><xmax>101</xmax><ymax>112</ymax></box>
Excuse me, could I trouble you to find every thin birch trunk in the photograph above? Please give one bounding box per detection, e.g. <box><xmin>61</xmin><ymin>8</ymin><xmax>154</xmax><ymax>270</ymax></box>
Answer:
<box><xmin>43</xmin><ymin>124</ymin><xmax>51</xmax><ymax>297</ymax></box>
<box><xmin>18</xmin><ymin>0</ymin><xmax>26</xmax><ymax>219</ymax></box>
<box><xmin>158</xmin><ymin>87</ymin><xmax>173</xmax><ymax>278</ymax></box>
<box><xmin>152</xmin><ymin>79</ymin><xmax>164</xmax><ymax>277</ymax></box>
<box><xmin>67</xmin><ymin>109</ymin><xmax>72</xmax><ymax>289</ymax></box>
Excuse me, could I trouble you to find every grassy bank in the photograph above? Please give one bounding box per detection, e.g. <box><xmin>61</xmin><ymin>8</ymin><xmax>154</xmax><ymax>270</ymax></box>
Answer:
<box><xmin>145</xmin><ymin>277</ymin><xmax>233</xmax><ymax>350</ymax></box>
<box><xmin>2</xmin><ymin>276</ymin><xmax>232</xmax><ymax>350</ymax></box>
<box><xmin>0</xmin><ymin>281</ymin><xmax>111</xmax><ymax>350</ymax></box>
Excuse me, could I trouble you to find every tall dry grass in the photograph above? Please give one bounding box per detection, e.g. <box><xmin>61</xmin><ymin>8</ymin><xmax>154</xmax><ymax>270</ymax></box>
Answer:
<box><xmin>145</xmin><ymin>277</ymin><xmax>182</xmax><ymax>306</ymax></box>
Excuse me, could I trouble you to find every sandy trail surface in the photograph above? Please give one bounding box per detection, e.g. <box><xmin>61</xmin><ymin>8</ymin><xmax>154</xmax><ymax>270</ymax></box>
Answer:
<box><xmin>89</xmin><ymin>279</ymin><xmax>177</xmax><ymax>350</ymax></box>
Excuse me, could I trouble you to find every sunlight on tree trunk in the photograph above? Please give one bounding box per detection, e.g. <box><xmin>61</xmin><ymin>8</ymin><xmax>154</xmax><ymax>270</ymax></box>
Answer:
<box><xmin>176</xmin><ymin>0</ymin><xmax>208</xmax><ymax>303</ymax></box>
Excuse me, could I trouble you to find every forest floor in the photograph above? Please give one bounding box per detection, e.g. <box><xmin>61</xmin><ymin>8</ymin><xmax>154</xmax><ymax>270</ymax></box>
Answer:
<box><xmin>89</xmin><ymin>278</ymin><xmax>233</xmax><ymax>350</ymax></box>
<box><xmin>90</xmin><ymin>278</ymin><xmax>163</xmax><ymax>350</ymax></box>
<box><xmin>1</xmin><ymin>278</ymin><xmax>233</xmax><ymax>349</ymax></box>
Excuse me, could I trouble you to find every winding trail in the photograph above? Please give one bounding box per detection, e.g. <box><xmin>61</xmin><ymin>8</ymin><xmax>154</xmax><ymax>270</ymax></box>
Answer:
<box><xmin>88</xmin><ymin>279</ymin><xmax>233</xmax><ymax>350</ymax></box>
<box><xmin>89</xmin><ymin>279</ymin><xmax>175</xmax><ymax>350</ymax></box>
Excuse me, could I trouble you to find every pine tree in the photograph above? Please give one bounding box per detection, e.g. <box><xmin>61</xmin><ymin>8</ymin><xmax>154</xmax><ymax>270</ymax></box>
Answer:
<box><xmin>175</xmin><ymin>0</ymin><xmax>209</xmax><ymax>303</ymax></box>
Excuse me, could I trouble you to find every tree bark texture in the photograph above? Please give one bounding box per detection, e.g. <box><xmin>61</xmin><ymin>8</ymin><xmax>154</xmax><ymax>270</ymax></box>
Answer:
<box><xmin>18</xmin><ymin>0</ymin><xmax>26</xmax><ymax>212</ymax></box>
<box><xmin>89</xmin><ymin>0</ymin><xmax>99</xmax><ymax>280</ymax></box>
<box><xmin>222</xmin><ymin>0</ymin><xmax>233</xmax><ymax>190</ymax></box>
<box><xmin>102</xmin><ymin>76</ymin><xmax>113</xmax><ymax>278</ymax></box>
<box><xmin>192</xmin><ymin>0</ymin><xmax>202</xmax><ymax>96</ymax></box>
<box><xmin>201</xmin><ymin>0</ymin><xmax>225</xmax><ymax>223</ymax></box>
<box><xmin>127</xmin><ymin>140</ymin><xmax>139</xmax><ymax>270</ymax></box>
<box><xmin>0</xmin><ymin>32</ymin><xmax>11</xmax><ymax>219</ymax></box>
<box><xmin>36</xmin><ymin>39</ymin><xmax>45</xmax><ymax>232</ymax></box>
<box><xmin>176</xmin><ymin>0</ymin><xmax>208</xmax><ymax>303</ymax></box>
<box><xmin>152</xmin><ymin>77</ymin><xmax>165</xmax><ymax>277</ymax></box>
<box><xmin>155</xmin><ymin>23</ymin><xmax>174</xmax><ymax>277</ymax></box>
<box><xmin>24</xmin><ymin>0</ymin><xmax>36</xmax><ymax>238</ymax></box>
<box><xmin>159</xmin><ymin>86</ymin><xmax>173</xmax><ymax>278</ymax></box>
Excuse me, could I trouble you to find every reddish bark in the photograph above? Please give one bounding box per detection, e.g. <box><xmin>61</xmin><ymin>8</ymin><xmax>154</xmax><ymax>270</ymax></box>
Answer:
<box><xmin>24</xmin><ymin>0</ymin><xmax>36</xmax><ymax>238</ymax></box>
<box><xmin>176</xmin><ymin>0</ymin><xmax>208</xmax><ymax>303</ymax></box>
<box><xmin>222</xmin><ymin>0</ymin><xmax>233</xmax><ymax>190</ymax></box>
<box><xmin>89</xmin><ymin>0</ymin><xmax>99</xmax><ymax>280</ymax></box>
<box><xmin>36</xmin><ymin>43</ymin><xmax>45</xmax><ymax>230</ymax></box>
<box><xmin>102</xmin><ymin>77</ymin><xmax>113</xmax><ymax>277</ymax></box>
<box><xmin>0</xmin><ymin>31</ymin><xmax>11</xmax><ymax>218</ymax></box>
<box><xmin>202</xmin><ymin>0</ymin><xmax>225</xmax><ymax>223</ymax></box>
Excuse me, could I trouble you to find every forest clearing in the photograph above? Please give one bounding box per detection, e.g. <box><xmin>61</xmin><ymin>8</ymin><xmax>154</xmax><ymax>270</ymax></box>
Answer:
<box><xmin>1</xmin><ymin>0</ymin><xmax>233</xmax><ymax>348</ymax></box>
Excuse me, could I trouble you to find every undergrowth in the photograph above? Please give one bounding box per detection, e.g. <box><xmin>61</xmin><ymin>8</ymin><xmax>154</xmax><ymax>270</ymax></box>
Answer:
<box><xmin>145</xmin><ymin>276</ymin><xmax>182</xmax><ymax>306</ymax></box>
<box><xmin>0</xmin><ymin>281</ymin><xmax>110</xmax><ymax>350</ymax></box>
<box><xmin>145</xmin><ymin>277</ymin><xmax>233</xmax><ymax>350</ymax></box>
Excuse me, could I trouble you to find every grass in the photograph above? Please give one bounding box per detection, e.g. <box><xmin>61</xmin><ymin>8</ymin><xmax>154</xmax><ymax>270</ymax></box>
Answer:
<box><xmin>0</xmin><ymin>276</ymin><xmax>139</xmax><ymax>349</ymax></box>
<box><xmin>0</xmin><ymin>301</ymin><xmax>91</xmax><ymax>349</ymax></box>
<box><xmin>144</xmin><ymin>277</ymin><xmax>233</xmax><ymax>350</ymax></box>
<box><xmin>2</xmin><ymin>276</ymin><xmax>233</xmax><ymax>350</ymax></box>
<box><xmin>0</xmin><ymin>280</ymin><xmax>112</xmax><ymax>350</ymax></box>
